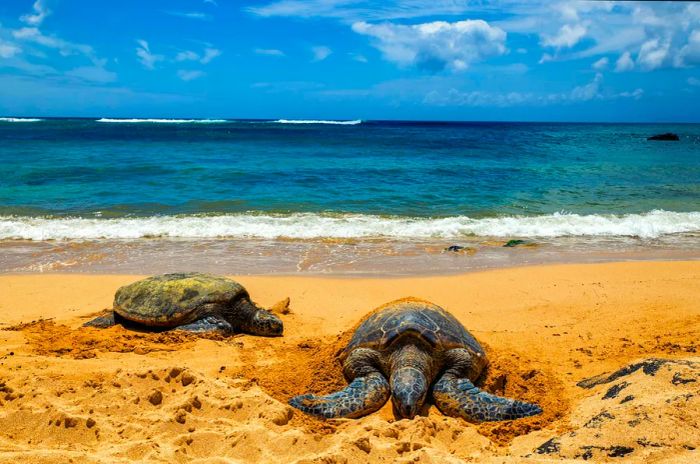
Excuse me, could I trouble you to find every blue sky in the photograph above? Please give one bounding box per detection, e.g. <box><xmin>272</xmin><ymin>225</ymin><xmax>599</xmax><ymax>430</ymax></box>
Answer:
<box><xmin>0</xmin><ymin>0</ymin><xmax>699</xmax><ymax>121</ymax></box>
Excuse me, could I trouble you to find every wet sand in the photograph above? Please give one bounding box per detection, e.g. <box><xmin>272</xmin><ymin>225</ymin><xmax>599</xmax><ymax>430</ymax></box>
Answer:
<box><xmin>0</xmin><ymin>261</ymin><xmax>698</xmax><ymax>463</ymax></box>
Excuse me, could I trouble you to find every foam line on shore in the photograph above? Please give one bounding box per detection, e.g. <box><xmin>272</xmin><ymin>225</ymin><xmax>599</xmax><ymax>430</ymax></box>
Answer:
<box><xmin>1</xmin><ymin>210</ymin><xmax>699</xmax><ymax>241</ymax></box>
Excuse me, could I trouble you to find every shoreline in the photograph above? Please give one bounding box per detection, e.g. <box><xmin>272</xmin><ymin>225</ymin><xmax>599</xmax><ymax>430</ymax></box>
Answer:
<box><xmin>0</xmin><ymin>260</ymin><xmax>698</xmax><ymax>462</ymax></box>
<box><xmin>2</xmin><ymin>235</ymin><xmax>699</xmax><ymax>276</ymax></box>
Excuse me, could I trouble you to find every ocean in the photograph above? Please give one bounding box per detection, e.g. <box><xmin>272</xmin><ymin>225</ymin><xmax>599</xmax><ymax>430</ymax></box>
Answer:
<box><xmin>1</xmin><ymin>117</ymin><xmax>699</xmax><ymax>274</ymax></box>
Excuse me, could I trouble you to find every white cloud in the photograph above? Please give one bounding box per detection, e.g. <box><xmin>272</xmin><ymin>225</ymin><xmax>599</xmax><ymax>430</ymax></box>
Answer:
<box><xmin>569</xmin><ymin>72</ymin><xmax>603</xmax><ymax>101</ymax></box>
<box><xmin>255</xmin><ymin>48</ymin><xmax>285</xmax><ymax>56</ymax></box>
<box><xmin>166</xmin><ymin>11</ymin><xmax>212</xmax><ymax>21</ymax></box>
<box><xmin>422</xmin><ymin>72</ymin><xmax>642</xmax><ymax>107</ymax></box>
<box><xmin>637</xmin><ymin>38</ymin><xmax>670</xmax><ymax>70</ymax></box>
<box><xmin>177</xmin><ymin>69</ymin><xmax>205</xmax><ymax>81</ymax></box>
<box><xmin>249</xmin><ymin>1</ymin><xmax>700</xmax><ymax>72</ymax></box>
<box><xmin>13</xmin><ymin>27</ymin><xmax>95</xmax><ymax>60</ymax></box>
<box><xmin>174</xmin><ymin>47</ymin><xmax>220</xmax><ymax>64</ymax></box>
<box><xmin>542</xmin><ymin>23</ymin><xmax>587</xmax><ymax>49</ymax></box>
<box><xmin>204</xmin><ymin>0</ymin><xmax>218</xmax><ymax>5</ymax></box>
<box><xmin>200</xmin><ymin>47</ymin><xmax>221</xmax><ymax>64</ymax></box>
<box><xmin>20</xmin><ymin>0</ymin><xmax>50</xmax><ymax>26</ymax></box>
<box><xmin>136</xmin><ymin>40</ymin><xmax>164</xmax><ymax>70</ymax></box>
<box><xmin>592</xmin><ymin>56</ymin><xmax>608</xmax><ymax>70</ymax></box>
<box><xmin>615</xmin><ymin>51</ymin><xmax>634</xmax><ymax>72</ymax></box>
<box><xmin>677</xmin><ymin>30</ymin><xmax>700</xmax><ymax>67</ymax></box>
<box><xmin>688</xmin><ymin>77</ymin><xmax>700</xmax><ymax>87</ymax></box>
<box><xmin>0</xmin><ymin>40</ymin><xmax>21</xmax><ymax>58</ymax></box>
<box><xmin>311</xmin><ymin>45</ymin><xmax>332</xmax><ymax>62</ymax></box>
<box><xmin>352</xmin><ymin>19</ymin><xmax>506</xmax><ymax>72</ymax></box>
<box><xmin>350</xmin><ymin>53</ymin><xmax>368</xmax><ymax>63</ymax></box>
<box><xmin>175</xmin><ymin>50</ymin><xmax>200</xmax><ymax>62</ymax></box>
<box><xmin>65</xmin><ymin>66</ymin><xmax>117</xmax><ymax>83</ymax></box>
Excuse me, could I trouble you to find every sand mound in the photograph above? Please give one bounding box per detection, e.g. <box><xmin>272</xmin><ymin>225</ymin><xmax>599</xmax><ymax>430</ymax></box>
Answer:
<box><xmin>10</xmin><ymin>320</ymin><xmax>239</xmax><ymax>359</ymax></box>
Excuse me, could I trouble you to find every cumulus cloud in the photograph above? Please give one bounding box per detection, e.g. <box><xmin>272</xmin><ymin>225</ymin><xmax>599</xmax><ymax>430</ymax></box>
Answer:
<box><xmin>677</xmin><ymin>30</ymin><xmax>700</xmax><ymax>67</ymax></box>
<box><xmin>136</xmin><ymin>40</ymin><xmax>164</xmax><ymax>70</ymax></box>
<box><xmin>177</xmin><ymin>69</ymin><xmax>205</xmax><ymax>81</ymax></box>
<box><xmin>311</xmin><ymin>45</ymin><xmax>332</xmax><ymax>61</ymax></box>
<box><xmin>20</xmin><ymin>0</ymin><xmax>50</xmax><ymax>26</ymax></box>
<box><xmin>615</xmin><ymin>51</ymin><xmax>634</xmax><ymax>72</ymax></box>
<box><xmin>542</xmin><ymin>23</ymin><xmax>587</xmax><ymax>49</ymax></box>
<box><xmin>352</xmin><ymin>19</ymin><xmax>506</xmax><ymax>72</ymax></box>
<box><xmin>637</xmin><ymin>38</ymin><xmax>671</xmax><ymax>70</ymax></box>
<box><xmin>592</xmin><ymin>57</ymin><xmax>608</xmax><ymax>70</ymax></box>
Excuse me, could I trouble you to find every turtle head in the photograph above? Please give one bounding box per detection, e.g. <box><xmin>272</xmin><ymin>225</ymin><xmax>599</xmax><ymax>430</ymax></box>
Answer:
<box><xmin>390</xmin><ymin>367</ymin><xmax>428</xmax><ymax>419</ymax></box>
<box><xmin>249</xmin><ymin>308</ymin><xmax>284</xmax><ymax>337</ymax></box>
<box><xmin>231</xmin><ymin>298</ymin><xmax>284</xmax><ymax>337</ymax></box>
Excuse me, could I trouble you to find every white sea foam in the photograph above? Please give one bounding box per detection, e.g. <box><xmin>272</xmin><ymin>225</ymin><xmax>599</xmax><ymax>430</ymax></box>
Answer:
<box><xmin>96</xmin><ymin>118</ymin><xmax>228</xmax><ymax>124</ymax></box>
<box><xmin>1</xmin><ymin>211</ymin><xmax>699</xmax><ymax>241</ymax></box>
<box><xmin>273</xmin><ymin>119</ymin><xmax>362</xmax><ymax>125</ymax></box>
<box><xmin>0</xmin><ymin>117</ymin><xmax>43</xmax><ymax>122</ymax></box>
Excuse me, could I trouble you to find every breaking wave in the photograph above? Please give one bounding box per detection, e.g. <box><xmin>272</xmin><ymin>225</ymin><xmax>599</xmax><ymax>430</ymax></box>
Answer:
<box><xmin>96</xmin><ymin>118</ymin><xmax>228</xmax><ymax>124</ymax></box>
<box><xmin>0</xmin><ymin>117</ymin><xmax>43</xmax><ymax>122</ymax></box>
<box><xmin>1</xmin><ymin>210</ymin><xmax>699</xmax><ymax>241</ymax></box>
<box><xmin>272</xmin><ymin>119</ymin><xmax>362</xmax><ymax>125</ymax></box>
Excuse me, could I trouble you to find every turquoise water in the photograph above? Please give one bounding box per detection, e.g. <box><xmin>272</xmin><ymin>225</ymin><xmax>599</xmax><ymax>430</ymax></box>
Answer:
<box><xmin>0</xmin><ymin>118</ymin><xmax>699</xmax><ymax>241</ymax></box>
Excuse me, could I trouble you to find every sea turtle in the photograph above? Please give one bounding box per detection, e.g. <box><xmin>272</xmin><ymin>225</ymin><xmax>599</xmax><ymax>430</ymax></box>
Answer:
<box><xmin>289</xmin><ymin>298</ymin><xmax>541</xmax><ymax>421</ymax></box>
<box><xmin>84</xmin><ymin>273</ymin><xmax>283</xmax><ymax>337</ymax></box>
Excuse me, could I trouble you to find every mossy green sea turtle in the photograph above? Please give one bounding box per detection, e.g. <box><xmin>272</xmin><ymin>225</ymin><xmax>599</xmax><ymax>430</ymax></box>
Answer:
<box><xmin>289</xmin><ymin>298</ymin><xmax>541</xmax><ymax>421</ymax></box>
<box><xmin>84</xmin><ymin>273</ymin><xmax>283</xmax><ymax>337</ymax></box>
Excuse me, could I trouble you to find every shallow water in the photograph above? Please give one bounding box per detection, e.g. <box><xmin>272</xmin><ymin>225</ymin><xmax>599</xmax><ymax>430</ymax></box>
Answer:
<box><xmin>1</xmin><ymin>118</ymin><xmax>699</xmax><ymax>273</ymax></box>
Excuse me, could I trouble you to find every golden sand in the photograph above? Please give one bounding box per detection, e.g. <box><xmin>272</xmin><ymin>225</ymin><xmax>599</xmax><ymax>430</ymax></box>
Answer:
<box><xmin>0</xmin><ymin>261</ymin><xmax>698</xmax><ymax>463</ymax></box>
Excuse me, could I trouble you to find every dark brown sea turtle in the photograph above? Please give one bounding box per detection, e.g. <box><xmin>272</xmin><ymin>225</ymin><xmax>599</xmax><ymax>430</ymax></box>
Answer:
<box><xmin>84</xmin><ymin>273</ymin><xmax>283</xmax><ymax>336</ymax></box>
<box><xmin>289</xmin><ymin>298</ymin><xmax>541</xmax><ymax>421</ymax></box>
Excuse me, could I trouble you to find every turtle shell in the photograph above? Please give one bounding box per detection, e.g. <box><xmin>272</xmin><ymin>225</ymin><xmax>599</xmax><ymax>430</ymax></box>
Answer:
<box><xmin>342</xmin><ymin>298</ymin><xmax>484</xmax><ymax>358</ymax></box>
<box><xmin>113</xmin><ymin>273</ymin><xmax>247</xmax><ymax>327</ymax></box>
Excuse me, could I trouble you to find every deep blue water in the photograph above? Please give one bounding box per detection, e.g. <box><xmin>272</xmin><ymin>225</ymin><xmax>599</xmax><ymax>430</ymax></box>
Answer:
<box><xmin>1</xmin><ymin>118</ymin><xmax>698</xmax><ymax>221</ymax></box>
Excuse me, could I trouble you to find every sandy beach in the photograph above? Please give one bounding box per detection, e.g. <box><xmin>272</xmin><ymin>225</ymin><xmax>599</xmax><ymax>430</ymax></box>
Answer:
<box><xmin>0</xmin><ymin>260</ymin><xmax>697</xmax><ymax>463</ymax></box>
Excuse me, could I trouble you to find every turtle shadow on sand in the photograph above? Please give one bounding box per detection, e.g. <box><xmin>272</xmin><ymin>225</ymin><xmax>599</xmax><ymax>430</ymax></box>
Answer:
<box><xmin>84</xmin><ymin>273</ymin><xmax>283</xmax><ymax>337</ymax></box>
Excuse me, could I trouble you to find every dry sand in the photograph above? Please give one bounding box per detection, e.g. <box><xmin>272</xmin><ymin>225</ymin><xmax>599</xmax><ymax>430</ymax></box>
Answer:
<box><xmin>0</xmin><ymin>261</ymin><xmax>698</xmax><ymax>463</ymax></box>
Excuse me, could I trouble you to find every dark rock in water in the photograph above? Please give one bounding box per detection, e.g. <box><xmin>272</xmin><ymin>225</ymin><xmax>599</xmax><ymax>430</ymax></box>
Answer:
<box><xmin>504</xmin><ymin>239</ymin><xmax>527</xmax><ymax>247</ymax></box>
<box><xmin>647</xmin><ymin>133</ymin><xmax>679</xmax><ymax>141</ymax></box>
<box><xmin>444</xmin><ymin>245</ymin><xmax>477</xmax><ymax>255</ymax></box>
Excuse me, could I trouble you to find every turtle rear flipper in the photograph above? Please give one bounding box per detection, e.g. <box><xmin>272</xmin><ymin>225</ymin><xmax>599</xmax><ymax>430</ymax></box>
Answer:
<box><xmin>289</xmin><ymin>372</ymin><xmax>390</xmax><ymax>419</ymax></box>
<box><xmin>83</xmin><ymin>311</ymin><xmax>116</xmax><ymax>328</ymax></box>
<box><xmin>433</xmin><ymin>375</ymin><xmax>542</xmax><ymax>422</ymax></box>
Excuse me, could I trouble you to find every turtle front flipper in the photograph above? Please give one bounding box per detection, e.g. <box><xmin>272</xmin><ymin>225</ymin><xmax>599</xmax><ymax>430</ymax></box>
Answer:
<box><xmin>83</xmin><ymin>311</ymin><xmax>117</xmax><ymax>328</ymax></box>
<box><xmin>177</xmin><ymin>315</ymin><xmax>234</xmax><ymax>334</ymax></box>
<box><xmin>433</xmin><ymin>374</ymin><xmax>542</xmax><ymax>422</ymax></box>
<box><xmin>289</xmin><ymin>372</ymin><xmax>390</xmax><ymax>419</ymax></box>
